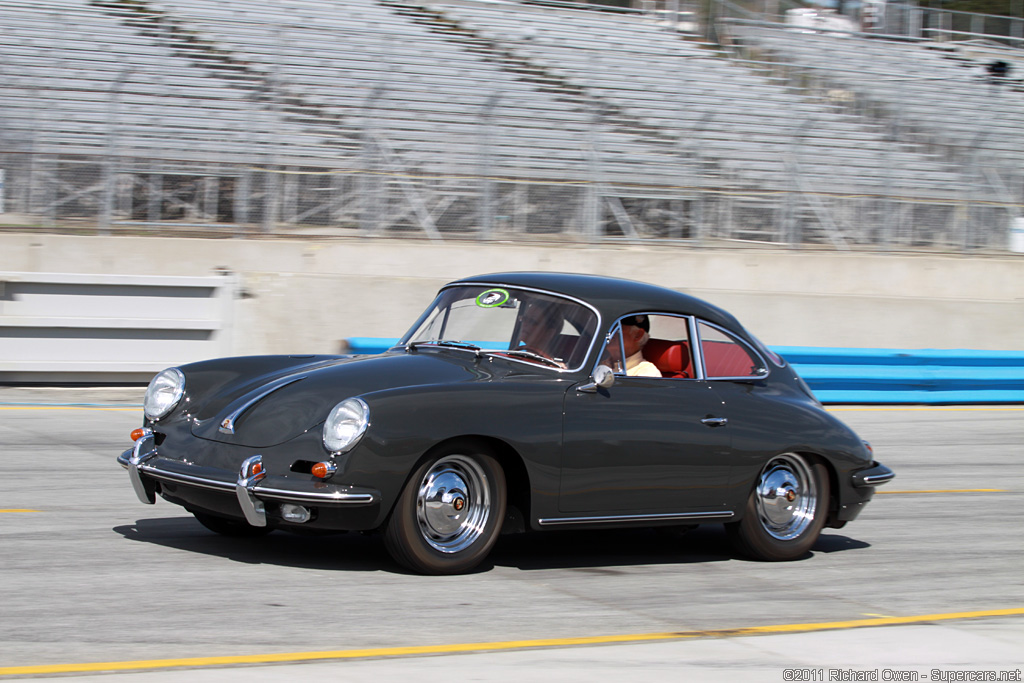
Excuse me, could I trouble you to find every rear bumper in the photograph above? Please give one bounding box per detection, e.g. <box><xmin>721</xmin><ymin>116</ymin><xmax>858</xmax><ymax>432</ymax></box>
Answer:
<box><xmin>118</xmin><ymin>432</ymin><xmax>381</xmax><ymax>530</ymax></box>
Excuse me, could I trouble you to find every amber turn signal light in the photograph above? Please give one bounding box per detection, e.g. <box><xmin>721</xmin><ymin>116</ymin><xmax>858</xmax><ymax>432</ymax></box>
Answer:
<box><xmin>251</xmin><ymin>462</ymin><xmax>264</xmax><ymax>476</ymax></box>
<box><xmin>130</xmin><ymin>428</ymin><xmax>147</xmax><ymax>441</ymax></box>
<box><xmin>311</xmin><ymin>461</ymin><xmax>337</xmax><ymax>479</ymax></box>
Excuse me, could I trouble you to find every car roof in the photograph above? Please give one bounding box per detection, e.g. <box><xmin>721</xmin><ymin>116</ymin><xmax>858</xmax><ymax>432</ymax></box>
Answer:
<box><xmin>450</xmin><ymin>272</ymin><xmax>747</xmax><ymax>336</ymax></box>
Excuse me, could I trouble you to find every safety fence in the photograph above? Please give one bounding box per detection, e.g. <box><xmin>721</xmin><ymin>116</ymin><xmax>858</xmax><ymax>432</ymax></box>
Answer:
<box><xmin>1</xmin><ymin>0</ymin><xmax>1023</xmax><ymax>253</ymax></box>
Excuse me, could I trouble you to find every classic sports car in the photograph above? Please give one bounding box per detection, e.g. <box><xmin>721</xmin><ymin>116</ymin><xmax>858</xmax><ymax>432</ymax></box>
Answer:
<box><xmin>119</xmin><ymin>272</ymin><xmax>893</xmax><ymax>574</ymax></box>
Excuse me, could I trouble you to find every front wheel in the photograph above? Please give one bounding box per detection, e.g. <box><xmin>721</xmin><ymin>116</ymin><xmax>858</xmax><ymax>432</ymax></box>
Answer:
<box><xmin>727</xmin><ymin>453</ymin><xmax>829</xmax><ymax>561</ymax></box>
<box><xmin>385</xmin><ymin>446</ymin><xmax>506</xmax><ymax>575</ymax></box>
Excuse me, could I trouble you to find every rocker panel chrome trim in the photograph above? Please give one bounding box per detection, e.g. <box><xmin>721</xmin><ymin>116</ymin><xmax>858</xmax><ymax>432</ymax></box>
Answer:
<box><xmin>537</xmin><ymin>510</ymin><xmax>734</xmax><ymax>526</ymax></box>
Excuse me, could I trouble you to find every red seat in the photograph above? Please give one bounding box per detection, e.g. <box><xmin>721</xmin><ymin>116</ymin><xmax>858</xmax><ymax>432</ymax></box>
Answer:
<box><xmin>643</xmin><ymin>339</ymin><xmax>691</xmax><ymax>378</ymax></box>
<box><xmin>701</xmin><ymin>340</ymin><xmax>758</xmax><ymax>377</ymax></box>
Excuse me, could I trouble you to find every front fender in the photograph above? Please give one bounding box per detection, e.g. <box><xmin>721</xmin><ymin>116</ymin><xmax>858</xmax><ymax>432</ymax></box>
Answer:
<box><xmin>343</xmin><ymin>378</ymin><xmax>572</xmax><ymax>521</ymax></box>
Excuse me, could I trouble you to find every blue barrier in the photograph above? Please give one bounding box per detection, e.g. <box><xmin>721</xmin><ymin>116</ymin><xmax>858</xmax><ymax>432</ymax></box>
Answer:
<box><xmin>345</xmin><ymin>337</ymin><xmax>402</xmax><ymax>355</ymax></box>
<box><xmin>775</xmin><ymin>347</ymin><xmax>1024</xmax><ymax>404</ymax></box>
<box><xmin>344</xmin><ymin>338</ymin><xmax>1024</xmax><ymax>404</ymax></box>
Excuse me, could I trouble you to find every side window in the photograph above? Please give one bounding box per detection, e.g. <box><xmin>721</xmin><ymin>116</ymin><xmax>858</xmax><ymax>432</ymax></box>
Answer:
<box><xmin>644</xmin><ymin>315</ymin><xmax>693</xmax><ymax>379</ymax></box>
<box><xmin>598</xmin><ymin>314</ymin><xmax>694</xmax><ymax>379</ymax></box>
<box><xmin>698</xmin><ymin>322</ymin><xmax>767</xmax><ymax>379</ymax></box>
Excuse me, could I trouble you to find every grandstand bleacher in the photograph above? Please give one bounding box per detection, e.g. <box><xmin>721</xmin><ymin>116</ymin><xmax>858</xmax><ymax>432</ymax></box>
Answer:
<box><xmin>0</xmin><ymin>0</ymin><xmax>1020</xmax><ymax>249</ymax></box>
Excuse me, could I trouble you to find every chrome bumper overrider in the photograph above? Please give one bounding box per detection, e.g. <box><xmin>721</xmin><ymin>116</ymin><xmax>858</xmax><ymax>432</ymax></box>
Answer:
<box><xmin>851</xmin><ymin>461</ymin><xmax>896</xmax><ymax>487</ymax></box>
<box><xmin>236</xmin><ymin>455</ymin><xmax>267</xmax><ymax>526</ymax></box>
<box><xmin>127</xmin><ymin>430</ymin><xmax>158</xmax><ymax>504</ymax></box>
<box><xmin>119</xmin><ymin>437</ymin><xmax>379</xmax><ymax>525</ymax></box>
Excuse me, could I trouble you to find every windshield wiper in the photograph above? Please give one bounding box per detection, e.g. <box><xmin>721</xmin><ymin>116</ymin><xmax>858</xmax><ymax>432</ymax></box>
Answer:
<box><xmin>406</xmin><ymin>340</ymin><xmax>482</xmax><ymax>355</ymax></box>
<box><xmin>484</xmin><ymin>349</ymin><xmax>564</xmax><ymax>368</ymax></box>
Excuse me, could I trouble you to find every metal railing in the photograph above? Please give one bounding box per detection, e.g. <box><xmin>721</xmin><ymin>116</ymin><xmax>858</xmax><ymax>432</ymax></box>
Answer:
<box><xmin>0</xmin><ymin>0</ymin><xmax>1022</xmax><ymax>253</ymax></box>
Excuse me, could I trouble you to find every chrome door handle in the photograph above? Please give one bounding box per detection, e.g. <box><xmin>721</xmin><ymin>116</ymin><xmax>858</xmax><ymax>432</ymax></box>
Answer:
<box><xmin>701</xmin><ymin>416</ymin><xmax>728</xmax><ymax>428</ymax></box>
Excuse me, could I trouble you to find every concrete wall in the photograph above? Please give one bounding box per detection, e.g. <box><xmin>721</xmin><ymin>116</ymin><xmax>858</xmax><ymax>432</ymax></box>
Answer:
<box><xmin>2</xmin><ymin>233</ymin><xmax>1022</xmax><ymax>355</ymax></box>
<box><xmin>0</xmin><ymin>271</ymin><xmax>234</xmax><ymax>383</ymax></box>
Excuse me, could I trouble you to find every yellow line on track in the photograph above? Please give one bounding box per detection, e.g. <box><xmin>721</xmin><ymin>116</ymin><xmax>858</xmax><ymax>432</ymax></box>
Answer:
<box><xmin>877</xmin><ymin>489</ymin><xmax>1007</xmax><ymax>495</ymax></box>
<box><xmin>2</xmin><ymin>607</ymin><xmax>1023</xmax><ymax>677</ymax></box>
<box><xmin>0</xmin><ymin>509</ymin><xmax>40</xmax><ymax>513</ymax></box>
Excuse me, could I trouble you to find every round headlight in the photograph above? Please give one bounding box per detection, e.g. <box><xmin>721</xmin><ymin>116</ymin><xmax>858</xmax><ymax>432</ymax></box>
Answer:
<box><xmin>323</xmin><ymin>398</ymin><xmax>369</xmax><ymax>453</ymax></box>
<box><xmin>144</xmin><ymin>368</ymin><xmax>185</xmax><ymax>420</ymax></box>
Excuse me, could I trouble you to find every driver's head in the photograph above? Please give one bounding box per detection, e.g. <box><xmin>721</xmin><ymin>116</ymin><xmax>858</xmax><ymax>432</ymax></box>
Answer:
<box><xmin>621</xmin><ymin>314</ymin><xmax>650</xmax><ymax>357</ymax></box>
<box><xmin>519</xmin><ymin>300</ymin><xmax>565</xmax><ymax>350</ymax></box>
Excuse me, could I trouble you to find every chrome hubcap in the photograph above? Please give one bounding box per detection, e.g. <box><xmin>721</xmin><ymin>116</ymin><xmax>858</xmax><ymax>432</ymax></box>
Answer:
<box><xmin>754</xmin><ymin>454</ymin><xmax>817</xmax><ymax>541</ymax></box>
<box><xmin>416</xmin><ymin>455</ymin><xmax>490</xmax><ymax>553</ymax></box>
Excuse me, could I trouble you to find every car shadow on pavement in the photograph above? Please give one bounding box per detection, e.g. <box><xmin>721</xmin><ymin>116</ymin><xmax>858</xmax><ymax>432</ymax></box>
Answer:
<box><xmin>113</xmin><ymin>517</ymin><xmax>871</xmax><ymax>574</ymax></box>
<box><xmin>113</xmin><ymin>516</ymin><xmax>392</xmax><ymax>572</ymax></box>
<box><xmin>490</xmin><ymin>527</ymin><xmax>871</xmax><ymax>571</ymax></box>
<box><xmin>489</xmin><ymin>526</ymin><xmax>734</xmax><ymax>572</ymax></box>
<box><xmin>811</xmin><ymin>533</ymin><xmax>872</xmax><ymax>553</ymax></box>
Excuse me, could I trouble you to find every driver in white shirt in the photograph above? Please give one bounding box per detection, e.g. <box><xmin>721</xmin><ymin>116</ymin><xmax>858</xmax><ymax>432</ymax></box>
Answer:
<box><xmin>618</xmin><ymin>315</ymin><xmax>661</xmax><ymax>378</ymax></box>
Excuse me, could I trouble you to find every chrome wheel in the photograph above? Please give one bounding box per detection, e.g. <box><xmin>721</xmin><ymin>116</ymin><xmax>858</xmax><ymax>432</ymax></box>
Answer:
<box><xmin>416</xmin><ymin>454</ymin><xmax>492</xmax><ymax>553</ymax></box>
<box><xmin>385</xmin><ymin>444</ymin><xmax>506</xmax><ymax>574</ymax></box>
<box><xmin>754</xmin><ymin>454</ymin><xmax>818</xmax><ymax>541</ymax></box>
<box><xmin>727</xmin><ymin>452</ymin><xmax>829</xmax><ymax>562</ymax></box>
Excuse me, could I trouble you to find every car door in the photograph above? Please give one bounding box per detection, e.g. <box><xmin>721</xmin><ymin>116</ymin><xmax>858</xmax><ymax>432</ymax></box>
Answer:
<box><xmin>557</xmin><ymin>314</ymin><xmax>735</xmax><ymax>515</ymax></box>
<box><xmin>695</xmin><ymin>320</ymin><xmax>801</xmax><ymax>486</ymax></box>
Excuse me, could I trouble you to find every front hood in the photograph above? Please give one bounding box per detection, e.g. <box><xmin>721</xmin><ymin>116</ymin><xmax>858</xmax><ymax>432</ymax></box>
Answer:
<box><xmin>188</xmin><ymin>352</ymin><xmax>491</xmax><ymax>448</ymax></box>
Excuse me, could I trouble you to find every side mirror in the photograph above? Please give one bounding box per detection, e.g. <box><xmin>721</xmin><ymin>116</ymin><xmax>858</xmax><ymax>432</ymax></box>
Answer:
<box><xmin>593</xmin><ymin>364</ymin><xmax>616</xmax><ymax>388</ymax></box>
<box><xmin>577</xmin><ymin>364</ymin><xmax>616</xmax><ymax>394</ymax></box>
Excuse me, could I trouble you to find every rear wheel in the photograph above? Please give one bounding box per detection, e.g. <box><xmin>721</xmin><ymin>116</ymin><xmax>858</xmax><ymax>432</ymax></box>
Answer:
<box><xmin>727</xmin><ymin>453</ymin><xmax>829</xmax><ymax>561</ymax></box>
<box><xmin>385</xmin><ymin>445</ymin><xmax>506</xmax><ymax>575</ymax></box>
<box><xmin>193</xmin><ymin>512</ymin><xmax>273</xmax><ymax>538</ymax></box>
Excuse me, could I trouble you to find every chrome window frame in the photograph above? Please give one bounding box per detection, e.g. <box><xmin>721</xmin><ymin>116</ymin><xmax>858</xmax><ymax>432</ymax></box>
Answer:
<box><xmin>694</xmin><ymin>319</ymin><xmax>771</xmax><ymax>381</ymax></box>
<box><xmin>397</xmin><ymin>282</ymin><xmax>603</xmax><ymax>375</ymax></box>
<box><xmin>593</xmin><ymin>312</ymin><xmax>696</xmax><ymax>381</ymax></box>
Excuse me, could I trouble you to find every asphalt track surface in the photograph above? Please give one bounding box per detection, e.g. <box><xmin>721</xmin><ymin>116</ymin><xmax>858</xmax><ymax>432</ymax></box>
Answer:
<box><xmin>1</xmin><ymin>387</ymin><xmax>1021</xmax><ymax>681</ymax></box>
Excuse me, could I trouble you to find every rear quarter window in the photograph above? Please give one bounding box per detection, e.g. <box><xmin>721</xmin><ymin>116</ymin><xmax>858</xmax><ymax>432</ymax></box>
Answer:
<box><xmin>698</xmin><ymin>322</ymin><xmax>767</xmax><ymax>379</ymax></box>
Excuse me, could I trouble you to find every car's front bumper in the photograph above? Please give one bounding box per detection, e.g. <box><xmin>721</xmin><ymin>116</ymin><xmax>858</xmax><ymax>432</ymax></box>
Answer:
<box><xmin>829</xmin><ymin>460</ymin><xmax>895</xmax><ymax>525</ymax></box>
<box><xmin>118</xmin><ymin>431</ymin><xmax>382</xmax><ymax>530</ymax></box>
<box><xmin>851</xmin><ymin>461</ymin><xmax>895</xmax><ymax>488</ymax></box>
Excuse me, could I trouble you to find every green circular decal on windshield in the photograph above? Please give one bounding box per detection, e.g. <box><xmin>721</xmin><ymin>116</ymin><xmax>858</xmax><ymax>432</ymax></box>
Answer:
<box><xmin>476</xmin><ymin>288</ymin><xmax>510</xmax><ymax>308</ymax></box>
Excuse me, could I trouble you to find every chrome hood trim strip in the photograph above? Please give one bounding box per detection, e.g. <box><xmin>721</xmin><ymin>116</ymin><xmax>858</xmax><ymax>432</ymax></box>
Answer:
<box><xmin>218</xmin><ymin>375</ymin><xmax>306</xmax><ymax>435</ymax></box>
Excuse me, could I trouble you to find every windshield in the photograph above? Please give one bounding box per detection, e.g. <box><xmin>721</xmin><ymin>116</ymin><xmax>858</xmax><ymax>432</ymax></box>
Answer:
<box><xmin>399</xmin><ymin>285</ymin><xmax>599</xmax><ymax>371</ymax></box>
